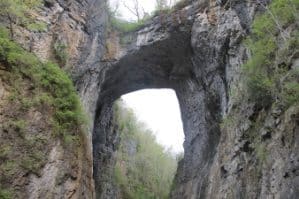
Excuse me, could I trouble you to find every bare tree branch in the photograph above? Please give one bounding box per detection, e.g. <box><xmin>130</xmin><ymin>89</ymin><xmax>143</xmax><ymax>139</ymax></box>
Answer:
<box><xmin>122</xmin><ymin>0</ymin><xmax>145</xmax><ymax>21</ymax></box>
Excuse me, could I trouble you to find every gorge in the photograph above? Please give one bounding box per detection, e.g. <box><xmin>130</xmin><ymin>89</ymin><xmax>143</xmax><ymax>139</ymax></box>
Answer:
<box><xmin>0</xmin><ymin>0</ymin><xmax>298</xmax><ymax>198</ymax></box>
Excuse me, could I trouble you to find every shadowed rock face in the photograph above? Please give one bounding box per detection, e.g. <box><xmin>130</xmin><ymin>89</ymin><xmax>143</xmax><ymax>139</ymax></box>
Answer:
<box><xmin>7</xmin><ymin>0</ymin><xmax>299</xmax><ymax>198</ymax></box>
<box><xmin>92</xmin><ymin>1</ymin><xmax>249</xmax><ymax>198</ymax></box>
<box><xmin>0</xmin><ymin>0</ymin><xmax>107</xmax><ymax>197</ymax></box>
<box><xmin>93</xmin><ymin>1</ymin><xmax>298</xmax><ymax>199</ymax></box>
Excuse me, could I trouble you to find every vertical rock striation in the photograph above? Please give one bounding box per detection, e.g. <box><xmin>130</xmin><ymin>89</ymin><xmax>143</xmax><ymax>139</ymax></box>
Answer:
<box><xmin>93</xmin><ymin>0</ymin><xmax>299</xmax><ymax>198</ymax></box>
<box><xmin>2</xmin><ymin>0</ymin><xmax>298</xmax><ymax>198</ymax></box>
<box><xmin>0</xmin><ymin>0</ymin><xmax>108</xmax><ymax>198</ymax></box>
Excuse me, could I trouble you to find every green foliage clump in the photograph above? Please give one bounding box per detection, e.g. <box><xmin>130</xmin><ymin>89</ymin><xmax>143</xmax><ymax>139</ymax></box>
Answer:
<box><xmin>27</xmin><ymin>21</ymin><xmax>47</xmax><ymax>32</ymax></box>
<box><xmin>0</xmin><ymin>146</ymin><xmax>11</xmax><ymax>160</ymax></box>
<box><xmin>0</xmin><ymin>160</ymin><xmax>18</xmax><ymax>179</ymax></box>
<box><xmin>0</xmin><ymin>0</ymin><xmax>45</xmax><ymax>37</ymax></box>
<box><xmin>53</xmin><ymin>41</ymin><xmax>68</xmax><ymax>66</ymax></box>
<box><xmin>113</xmin><ymin>101</ymin><xmax>179</xmax><ymax>199</ymax></box>
<box><xmin>20</xmin><ymin>151</ymin><xmax>45</xmax><ymax>175</ymax></box>
<box><xmin>0</xmin><ymin>188</ymin><xmax>13</xmax><ymax>199</ymax></box>
<box><xmin>244</xmin><ymin>0</ymin><xmax>299</xmax><ymax>108</ymax></box>
<box><xmin>0</xmin><ymin>26</ymin><xmax>86</xmax><ymax>196</ymax></box>
<box><xmin>9</xmin><ymin>120</ymin><xmax>27</xmax><ymax>138</ymax></box>
<box><xmin>0</xmin><ymin>27</ymin><xmax>86</xmax><ymax>138</ymax></box>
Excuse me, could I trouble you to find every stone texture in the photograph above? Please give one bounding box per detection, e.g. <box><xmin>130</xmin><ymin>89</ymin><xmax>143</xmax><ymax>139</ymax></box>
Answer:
<box><xmin>0</xmin><ymin>0</ymin><xmax>107</xmax><ymax>198</ymax></box>
<box><xmin>92</xmin><ymin>0</ymin><xmax>299</xmax><ymax>198</ymax></box>
<box><xmin>2</xmin><ymin>0</ymin><xmax>299</xmax><ymax>198</ymax></box>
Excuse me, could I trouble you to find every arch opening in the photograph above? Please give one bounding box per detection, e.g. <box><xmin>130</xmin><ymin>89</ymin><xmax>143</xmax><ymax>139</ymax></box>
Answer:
<box><xmin>121</xmin><ymin>88</ymin><xmax>184</xmax><ymax>154</ymax></box>
<box><xmin>91</xmin><ymin>9</ymin><xmax>222</xmax><ymax>197</ymax></box>
<box><xmin>105</xmin><ymin>88</ymin><xmax>185</xmax><ymax>198</ymax></box>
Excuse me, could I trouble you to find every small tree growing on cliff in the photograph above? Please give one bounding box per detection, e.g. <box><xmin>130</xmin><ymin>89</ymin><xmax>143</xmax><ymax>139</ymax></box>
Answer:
<box><xmin>0</xmin><ymin>0</ymin><xmax>42</xmax><ymax>39</ymax></box>
<box><xmin>121</xmin><ymin>0</ymin><xmax>146</xmax><ymax>22</ymax></box>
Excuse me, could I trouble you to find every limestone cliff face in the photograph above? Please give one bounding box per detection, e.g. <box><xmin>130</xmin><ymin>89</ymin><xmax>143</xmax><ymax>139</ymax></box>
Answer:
<box><xmin>2</xmin><ymin>0</ymin><xmax>299</xmax><ymax>198</ymax></box>
<box><xmin>1</xmin><ymin>0</ymin><xmax>107</xmax><ymax>198</ymax></box>
<box><xmin>93</xmin><ymin>0</ymin><xmax>299</xmax><ymax>198</ymax></box>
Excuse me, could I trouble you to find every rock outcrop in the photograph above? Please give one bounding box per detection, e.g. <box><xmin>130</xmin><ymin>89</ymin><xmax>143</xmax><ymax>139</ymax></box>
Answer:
<box><xmin>1</xmin><ymin>0</ymin><xmax>107</xmax><ymax>198</ymax></box>
<box><xmin>93</xmin><ymin>0</ymin><xmax>299</xmax><ymax>198</ymax></box>
<box><xmin>1</xmin><ymin>0</ymin><xmax>298</xmax><ymax>198</ymax></box>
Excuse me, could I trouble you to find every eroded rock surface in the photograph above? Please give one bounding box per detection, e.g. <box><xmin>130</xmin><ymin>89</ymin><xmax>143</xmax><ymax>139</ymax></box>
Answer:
<box><xmin>0</xmin><ymin>0</ymin><xmax>107</xmax><ymax>198</ymax></box>
<box><xmin>2</xmin><ymin>0</ymin><xmax>298</xmax><ymax>198</ymax></box>
<box><xmin>93</xmin><ymin>0</ymin><xmax>299</xmax><ymax>199</ymax></box>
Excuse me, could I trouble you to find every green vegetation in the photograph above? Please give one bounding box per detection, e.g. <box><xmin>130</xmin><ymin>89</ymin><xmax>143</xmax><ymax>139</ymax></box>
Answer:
<box><xmin>0</xmin><ymin>188</ymin><xmax>13</xmax><ymax>199</ymax></box>
<box><xmin>53</xmin><ymin>41</ymin><xmax>69</xmax><ymax>66</ymax></box>
<box><xmin>221</xmin><ymin>0</ymin><xmax>299</xmax><ymax>179</ymax></box>
<box><xmin>0</xmin><ymin>26</ymin><xmax>86</xmax><ymax>197</ymax></box>
<box><xmin>20</xmin><ymin>151</ymin><xmax>45</xmax><ymax>175</ymax></box>
<box><xmin>110</xmin><ymin>17</ymin><xmax>146</xmax><ymax>33</ymax></box>
<box><xmin>0</xmin><ymin>146</ymin><xmax>11</xmax><ymax>160</ymax></box>
<box><xmin>0</xmin><ymin>27</ymin><xmax>86</xmax><ymax>136</ymax></box>
<box><xmin>243</xmin><ymin>0</ymin><xmax>299</xmax><ymax>109</ymax></box>
<box><xmin>113</xmin><ymin>101</ymin><xmax>179</xmax><ymax>199</ymax></box>
<box><xmin>27</xmin><ymin>21</ymin><xmax>47</xmax><ymax>32</ymax></box>
<box><xmin>0</xmin><ymin>0</ymin><xmax>45</xmax><ymax>38</ymax></box>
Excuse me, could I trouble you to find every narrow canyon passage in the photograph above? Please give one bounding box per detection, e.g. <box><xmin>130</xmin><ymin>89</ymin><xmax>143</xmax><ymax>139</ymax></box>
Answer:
<box><xmin>111</xmin><ymin>89</ymin><xmax>185</xmax><ymax>198</ymax></box>
<box><xmin>1</xmin><ymin>0</ymin><xmax>299</xmax><ymax>198</ymax></box>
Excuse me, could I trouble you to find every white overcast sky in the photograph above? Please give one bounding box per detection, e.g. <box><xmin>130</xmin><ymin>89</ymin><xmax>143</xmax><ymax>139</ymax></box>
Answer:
<box><xmin>122</xmin><ymin>89</ymin><xmax>184</xmax><ymax>154</ymax></box>
<box><xmin>109</xmin><ymin>0</ymin><xmax>177</xmax><ymax>21</ymax></box>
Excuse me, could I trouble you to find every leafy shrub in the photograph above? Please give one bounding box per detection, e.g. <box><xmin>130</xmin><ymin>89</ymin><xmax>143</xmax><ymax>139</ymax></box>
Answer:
<box><xmin>246</xmin><ymin>74</ymin><xmax>274</xmax><ymax>108</ymax></box>
<box><xmin>53</xmin><ymin>41</ymin><xmax>68</xmax><ymax>65</ymax></box>
<box><xmin>269</xmin><ymin>0</ymin><xmax>298</xmax><ymax>26</ymax></box>
<box><xmin>283</xmin><ymin>82</ymin><xmax>299</xmax><ymax>103</ymax></box>
<box><xmin>243</xmin><ymin>0</ymin><xmax>299</xmax><ymax>108</ymax></box>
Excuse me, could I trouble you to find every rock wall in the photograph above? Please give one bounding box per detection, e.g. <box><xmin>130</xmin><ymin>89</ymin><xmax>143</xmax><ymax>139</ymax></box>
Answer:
<box><xmin>2</xmin><ymin>0</ymin><xmax>298</xmax><ymax>198</ymax></box>
<box><xmin>93</xmin><ymin>0</ymin><xmax>299</xmax><ymax>198</ymax></box>
<box><xmin>1</xmin><ymin>0</ymin><xmax>108</xmax><ymax>198</ymax></box>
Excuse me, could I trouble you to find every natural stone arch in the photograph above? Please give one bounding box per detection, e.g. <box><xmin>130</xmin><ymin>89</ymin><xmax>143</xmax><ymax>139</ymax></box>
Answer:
<box><xmin>92</xmin><ymin>6</ymin><xmax>224</xmax><ymax>198</ymax></box>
